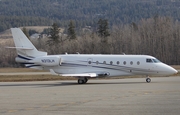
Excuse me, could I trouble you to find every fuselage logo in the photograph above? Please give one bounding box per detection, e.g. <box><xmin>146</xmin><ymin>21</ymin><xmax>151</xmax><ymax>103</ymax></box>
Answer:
<box><xmin>41</xmin><ymin>59</ymin><xmax>55</xmax><ymax>63</ymax></box>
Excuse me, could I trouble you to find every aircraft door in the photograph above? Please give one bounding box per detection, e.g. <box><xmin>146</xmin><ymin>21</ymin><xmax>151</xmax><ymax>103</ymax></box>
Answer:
<box><xmin>59</xmin><ymin>58</ymin><xmax>62</xmax><ymax>66</ymax></box>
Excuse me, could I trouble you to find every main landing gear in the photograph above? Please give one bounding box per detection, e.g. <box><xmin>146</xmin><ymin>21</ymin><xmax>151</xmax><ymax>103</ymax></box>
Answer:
<box><xmin>78</xmin><ymin>77</ymin><xmax>88</xmax><ymax>84</ymax></box>
<box><xmin>146</xmin><ymin>76</ymin><xmax>151</xmax><ymax>83</ymax></box>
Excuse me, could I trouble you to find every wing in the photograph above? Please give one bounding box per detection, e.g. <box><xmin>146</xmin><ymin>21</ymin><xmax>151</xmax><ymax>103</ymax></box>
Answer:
<box><xmin>50</xmin><ymin>69</ymin><xmax>109</xmax><ymax>78</ymax></box>
<box><xmin>60</xmin><ymin>73</ymin><xmax>97</xmax><ymax>77</ymax></box>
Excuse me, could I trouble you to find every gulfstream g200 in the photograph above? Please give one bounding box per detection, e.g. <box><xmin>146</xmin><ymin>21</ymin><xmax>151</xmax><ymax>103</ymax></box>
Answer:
<box><xmin>9</xmin><ymin>28</ymin><xmax>178</xmax><ymax>84</ymax></box>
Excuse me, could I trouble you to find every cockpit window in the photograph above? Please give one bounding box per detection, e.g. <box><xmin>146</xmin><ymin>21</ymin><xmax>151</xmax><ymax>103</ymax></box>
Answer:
<box><xmin>146</xmin><ymin>59</ymin><xmax>153</xmax><ymax>63</ymax></box>
<box><xmin>152</xmin><ymin>59</ymin><xmax>161</xmax><ymax>63</ymax></box>
<box><xmin>146</xmin><ymin>58</ymin><xmax>161</xmax><ymax>63</ymax></box>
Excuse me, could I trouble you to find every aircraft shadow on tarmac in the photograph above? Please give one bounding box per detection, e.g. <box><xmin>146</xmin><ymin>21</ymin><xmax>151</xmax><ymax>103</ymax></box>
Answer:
<box><xmin>0</xmin><ymin>81</ymin><xmax>153</xmax><ymax>88</ymax></box>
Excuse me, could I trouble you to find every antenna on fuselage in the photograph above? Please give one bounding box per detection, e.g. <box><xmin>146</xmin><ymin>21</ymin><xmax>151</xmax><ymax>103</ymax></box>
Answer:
<box><xmin>65</xmin><ymin>52</ymin><xmax>68</xmax><ymax>55</ymax></box>
<box><xmin>122</xmin><ymin>52</ymin><xmax>126</xmax><ymax>55</ymax></box>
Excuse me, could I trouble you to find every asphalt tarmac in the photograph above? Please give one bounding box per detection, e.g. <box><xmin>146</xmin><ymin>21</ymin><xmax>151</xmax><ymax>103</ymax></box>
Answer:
<box><xmin>0</xmin><ymin>76</ymin><xmax>180</xmax><ymax>115</ymax></box>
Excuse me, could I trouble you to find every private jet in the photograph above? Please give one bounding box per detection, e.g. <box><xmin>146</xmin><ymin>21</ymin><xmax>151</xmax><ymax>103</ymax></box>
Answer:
<box><xmin>8</xmin><ymin>28</ymin><xmax>178</xmax><ymax>84</ymax></box>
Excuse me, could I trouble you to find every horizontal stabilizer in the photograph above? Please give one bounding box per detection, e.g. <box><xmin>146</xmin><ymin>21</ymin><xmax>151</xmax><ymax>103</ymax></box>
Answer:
<box><xmin>6</xmin><ymin>47</ymin><xmax>34</xmax><ymax>50</ymax></box>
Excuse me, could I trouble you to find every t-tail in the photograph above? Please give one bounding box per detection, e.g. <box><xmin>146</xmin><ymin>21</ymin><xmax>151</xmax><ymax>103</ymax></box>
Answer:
<box><xmin>9</xmin><ymin>28</ymin><xmax>48</xmax><ymax>69</ymax></box>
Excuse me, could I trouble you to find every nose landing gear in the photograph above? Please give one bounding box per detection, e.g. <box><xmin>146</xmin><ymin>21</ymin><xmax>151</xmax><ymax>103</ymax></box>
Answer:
<box><xmin>146</xmin><ymin>76</ymin><xmax>151</xmax><ymax>83</ymax></box>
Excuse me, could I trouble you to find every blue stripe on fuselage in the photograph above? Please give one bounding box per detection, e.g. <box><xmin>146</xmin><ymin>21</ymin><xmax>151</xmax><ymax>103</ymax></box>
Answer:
<box><xmin>18</xmin><ymin>55</ymin><xmax>33</xmax><ymax>60</ymax></box>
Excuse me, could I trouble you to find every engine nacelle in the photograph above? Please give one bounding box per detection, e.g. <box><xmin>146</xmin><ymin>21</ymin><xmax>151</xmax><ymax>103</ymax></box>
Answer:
<box><xmin>29</xmin><ymin>56</ymin><xmax>61</xmax><ymax>66</ymax></box>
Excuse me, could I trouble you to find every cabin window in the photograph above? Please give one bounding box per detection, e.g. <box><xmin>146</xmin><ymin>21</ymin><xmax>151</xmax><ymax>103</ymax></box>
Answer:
<box><xmin>130</xmin><ymin>61</ymin><xmax>133</xmax><ymax>65</ymax></box>
<box><xmin>123</xmin><ymin>61</ymin><xmax>126</xmax><ymax>65</ymax></box>
<box><xmin>110</xmin><ymin>61</ymin><xmax>113</xmax><ymax>65</ymax></box>
<box><xmin>117</xmin><ymin>61</ymin><xmax>120</xmax><ymax>65</ymax></box>
<box><xmin>88</xmin><ymin>61</ymin><xmax>91</xmax><ymax>64</ymax></box>
<box><xmin>146</xmin><ymin>59</ymin><xmax>153</xmax><ymax>63</ymax></box>
<box><xmin>96</xmin><ymin>61</ymin><xmax>99</xmax><ymax>65</ymax></box>
<box><xmin>137</xmin><ymin>61</ymin><xmax>140</xmax><ymax>65</ymax></box>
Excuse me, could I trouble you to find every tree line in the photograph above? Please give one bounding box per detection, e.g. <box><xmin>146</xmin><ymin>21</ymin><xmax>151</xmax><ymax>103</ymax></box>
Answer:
<box><xmin>0</xmin><ymin>16</ymin><xmax>179</xmax><ymax>67</ymax></box>
<box><xmin>0</xmin><ymin>0</ymin><xmax>180</xmax><ymax>32</ymax></box>
<box><xmin>0</xmin><ymin>16</ymin><xmax>55</xmax><ymax>32</ymax></box>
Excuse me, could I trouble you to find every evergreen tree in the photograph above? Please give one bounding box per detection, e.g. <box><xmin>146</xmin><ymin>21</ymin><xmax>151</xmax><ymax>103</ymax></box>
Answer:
<box><xmin>29</xmin><ymin>29</ymin><xmax>38</xmax><ymax>36</ymax></box>
<box><xmin>47</xmin><ymin>23</ymin><xmax>60</xmax><ymax>46</ymax></box>
<box><xmin>97</xmin><ymin>19</ymin><xmax>110</xmax><ymax>54</ymax></box>
<box><xmin>67</xmin><ymin>20</ymin><xmax>76</xmax><ymax>40</ymax></box>
<box><xmin>97</xmin><ymin>19</ymin><xmax>110</xmax><ymax>38</ymax></box>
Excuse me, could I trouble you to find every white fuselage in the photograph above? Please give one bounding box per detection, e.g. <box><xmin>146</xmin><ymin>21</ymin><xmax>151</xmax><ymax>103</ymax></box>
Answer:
<box><xmin>37</xmin><ymin>54</ymin><xmax>177</xmax><ymax>77</ymax></box>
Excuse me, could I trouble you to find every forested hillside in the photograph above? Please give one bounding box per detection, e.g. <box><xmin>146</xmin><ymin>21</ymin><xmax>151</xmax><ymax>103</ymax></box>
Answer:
<box><xmin>0</xmin><ymin>16</ymin><xmax>180</xmax><ymax>66</ymax></box>
<box><xmin>0</xmin><ymin>0</ymin><xmax>180</xmax><ymax>32</ymax></box>
<box><xmin>0</xmin><ymin>0</ymin><xmax>180</xmax><ymax>66</ymax></box>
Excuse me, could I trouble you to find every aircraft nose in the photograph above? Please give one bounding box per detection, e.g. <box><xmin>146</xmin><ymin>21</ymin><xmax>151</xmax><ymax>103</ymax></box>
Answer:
<box><xmin>158</xmin><ymin>63</ymin><xmax>178</xmax><ymax>75</ymax></box>
<box><xmin>173</xmin><ymin>69</ymin><xmax>178</xmax><ymax>75</ymax></box>
<box><xmin>167</xmin><ymin>66</ymin><xmax>178</xmax><ymax>75</ymax></box>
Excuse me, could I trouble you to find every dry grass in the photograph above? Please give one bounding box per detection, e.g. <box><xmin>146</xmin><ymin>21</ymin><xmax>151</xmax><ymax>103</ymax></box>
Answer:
<box><xmin>20</xmin><ymin>26</ymin><xmax>51</xmax><ymax>33</ymax></box>
<box><xmin>0</xmin><ymin>68</ymin><xmax>75</xmax><ymax>82</ymax></box>
<box><xmin>0</xmin><ymin>29</ymin><xmax>12</xmax><ymax>39</ymax></box>
<box><xmin>0</xmin><ymin>68</ymin><xmax>46</xmax><ymax>73</ymax></box>
<box><xmin>0</xmin><ymin>38</ymin><xmax>13</xmax><ymax>44</ymax></box>
<box><xmin>20</xmin><ymin>26</ymin><xmax>64</xmax><ymax>33</ymax></box>
<box><xmin>0</xmin><ymin>75</ymin><xmax>75</xmax><ymax>82</ymax></box>
<box><xmin>171</xmin><ymin>65</ymin><xmax>180</xmax><ymax>70</ymax></box>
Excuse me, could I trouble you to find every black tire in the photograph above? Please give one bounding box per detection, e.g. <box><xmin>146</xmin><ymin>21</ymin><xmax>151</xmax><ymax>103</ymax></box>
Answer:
<box><xmin>78</xmin><ymin>79</ymin><xmax>84</xmax><ymax>84</ymax></box>
<box><xmin>84</xmin><ymin>78</ymin><xmax>88</xmax><ymax>83</ymax></box>
<box><xmin>146</xmin><ymin>78</ymin><xmax>151</xmax><ymax>83</ymax></box>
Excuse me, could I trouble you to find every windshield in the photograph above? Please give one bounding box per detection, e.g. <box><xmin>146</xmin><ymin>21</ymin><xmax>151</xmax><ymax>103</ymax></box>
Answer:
<box><xmin>152</xmin><ymin>59</ymin><xmax>161</xmax><ymax>63</ymax></box>
<box><xmin>146</xmin><ymin>58</ymin><xmax>161</xmax><ymax>63</ymax></box>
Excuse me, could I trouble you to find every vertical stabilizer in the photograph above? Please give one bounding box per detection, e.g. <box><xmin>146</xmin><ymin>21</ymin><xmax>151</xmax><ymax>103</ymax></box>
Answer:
<box><xmin>11</xmin><ymin>28</ymin><xmax>47</xmax><ymax>58</ymax></box>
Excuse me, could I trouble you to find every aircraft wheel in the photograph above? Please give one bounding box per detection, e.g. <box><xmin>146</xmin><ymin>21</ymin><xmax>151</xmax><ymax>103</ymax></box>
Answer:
<box><xmin>78</xmin><ymin>79</ymin><xmax>84</xmax><ymax>84</ymax></box>
<box><xmin>84</xmin><ymin>78</ymin><xmax>88</xmax><ymax>83</ymax></box>
<box><xmin>146</xmin><ymin>78</ymin><xmax>151</xmax><ymax>83</ymax></box>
